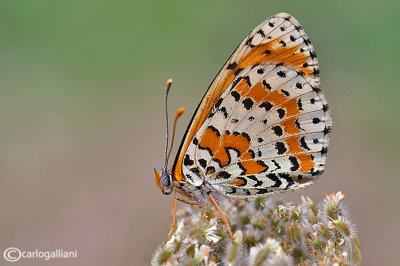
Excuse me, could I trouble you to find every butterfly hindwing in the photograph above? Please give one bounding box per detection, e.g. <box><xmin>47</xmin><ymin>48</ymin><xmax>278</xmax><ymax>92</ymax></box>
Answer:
<box><xmin>175</xmin><ymin>13</ymin><xmax>331</xmax><ymax>198</ymax></box>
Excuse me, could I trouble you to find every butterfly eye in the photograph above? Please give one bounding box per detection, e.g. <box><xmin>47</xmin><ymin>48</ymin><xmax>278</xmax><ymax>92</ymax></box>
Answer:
<box><xmin>160</xmin><ymin>172</ymin><xmax>172</xmax><ymax>188</ymax></box>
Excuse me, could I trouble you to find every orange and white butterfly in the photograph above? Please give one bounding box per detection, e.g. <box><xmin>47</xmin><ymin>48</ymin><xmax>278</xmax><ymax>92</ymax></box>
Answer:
<box><xmin>154</xmin><ymin>13</ymin><xmax>332</xmax><ymax>240</ymax></box>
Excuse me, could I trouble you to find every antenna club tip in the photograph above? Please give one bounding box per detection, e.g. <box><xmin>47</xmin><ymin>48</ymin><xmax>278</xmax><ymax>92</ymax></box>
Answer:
<box><xmin>165</xmin><ymin>78</ymin><xmax>173</xmax><ymax>92</ymax></box>
<box><xmin>177</xmin><ymin>107</ymin><xmax>185</xmax><ymax>115</ymax></box>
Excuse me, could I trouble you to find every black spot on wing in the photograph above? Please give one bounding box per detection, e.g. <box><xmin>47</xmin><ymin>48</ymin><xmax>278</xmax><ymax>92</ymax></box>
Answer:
<box><xmin>277</xmin><ymin>108</ymin><xmax>285</xmax><ymax>119</ymax></box>
<box><xmin>323</xmin><ymin>126</ymin><xmax>332</xmax><ymax>135</ymax></box>
<box><xmin>245</xmin><ymin>36</ymin><xmax>253</xmax><ymax>45</ymax></box>
<box><xmin>267</xmin><ymin>173</ymin><xmax>282</xmax><ymax>187</ymax></box>
<box><xmin>231</xmin><ymin>118</ymin><xmax>239</xmax><ymax>124</ymax></box>
<box><xmin>206</xmin><ymin>166</ymin><xmax>215</xmax><ymax>175</ymax></box>
<box><xmin>247</xmin><ymin>175</ymin><xmax>263</xmax><ymax>187</ymax></box>
<box><xmin>214</xmin><ymin>98</ymin><xmax>223</xmax><ymax>109</ymax></box>
<box><xmin>272</xmin><ymin>126</ymin><xmax>283</xmax><ymax>136</ymax></box>
<box><xmin>242</xmin><ymin>98</ymin><xmax>254</xmax><ymax>110</ymax></box>
<box><xmin>279</xmin><ymin>173</ymin><xmax>294</xmax><ymax>190</ymax></box>
<box><xmin>190</xmin><ymin>168</ymin><xmax>201</xmax><ymax>177</ymax></box>
<box><xmin>219</xmin><ymin>106</ymin><xmax>228</xmax><ymax>118</ymax></box>
<box><xmin>297</xmin><ymin>98</ymin><xmax>303</xmax><ymax>111</ymax></box>
<box><xmin>263</xmin><ymin>49</ymin><xmax>271</xmax><ymax>55</ymax></box>
<box><xmin>241</xmin><ymin>132</ymin><xmax>251</xmax><ymax>142</ymax></box>
<box><xmin>217</xmin><ymin>171</ymin><xmax>231</xmax><ymax>179</ymax></box>
<box><xmin>198</xmin><ymin>159</ymin><xmax>207</xmax><ymax>169</ymax></box>
<box><xmin>295</xmin><ymin>119</ymin><xmax>303</xmax><ymax>130</ymax></box>
<box><xmin>271</xmin><ymin>160</ymin><xmax>281</xmax><ymax>171</ymax></box>
<box><xmin>312</xmin><ymin>86</ymin><xmax>321</xmax><ymax>93</ymax></box>
<box><xmin>281</xmin><ymin>89</ymin><xmax>290</xmax><ymax>96</ymax></box>
<box><xmin>312</xmin><ymin>117</ymin><xmax>321</xmax><ymax>124</ymax></box>
<box><xmin>257</xmin><ymin>29</ymin><xmax>266</xmax><ymax>37</ymax></box>
<box><xmin>299</xmin><ymin>136</ymin><xmax>311</xmax><ymax>150</ymax></box>
<box><xmin>262</xmin><ymin>80</ymin><xmax>272</xmax><ymax>90</ymax></box>
<box><xmin>234</xmin><ymin>68</ymin><xmax>244</xmax><ymax>76</ymax></box>
<box><xmin>226</xmin><ymin>186</ymin><xmax>237</xmax><ymax>195</ymax></box>
<box><xmin>248</xmin><ymin>149</ymin><xmax>255</xmax><ymax>159</ymax></box>
<box><xmin>227</xmin><ymin>62</ymin><xmax>237</xmax><ymax>70</ymax></box>
<box><xmin>275</xmin><ymin>142</ymin><xmax>287</xmax><ymax>155</ymax></box>
<box><xmin>288</xmin><ymin>156</ymin><xmax>300</xmax><ymax>171</ymax></box>
<box><xmin>184</xmin><ymin>155</ymin><xmax>194</xmax><ymax>166</ymax></box>
<box><xmin>277</xmin><ymin>70</ymin><xmax>286</xmax><ymax>78</ymax></box>
<box><xmin>259</xmin><ymin>102</ymin><xmax>273</xmax><ymax>112</ymax></box>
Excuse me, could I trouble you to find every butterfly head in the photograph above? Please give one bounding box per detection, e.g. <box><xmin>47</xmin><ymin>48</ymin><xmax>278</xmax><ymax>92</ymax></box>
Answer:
<box><xmin>154</xmin><ymin>169</ymin><xmax>173</xmax><ymax>195</ymax></box>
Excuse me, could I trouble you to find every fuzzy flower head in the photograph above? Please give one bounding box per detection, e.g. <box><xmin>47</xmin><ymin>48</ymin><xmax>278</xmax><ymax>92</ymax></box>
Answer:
<box><xmin>151</xmin><ymin>191</ymin><xmax>361</xmax><ymax>266</ymax></box>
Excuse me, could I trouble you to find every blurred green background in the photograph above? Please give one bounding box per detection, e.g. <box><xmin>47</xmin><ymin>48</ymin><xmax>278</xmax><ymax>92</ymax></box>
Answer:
<box><xmin>0</xmin><ymin>0</ymin><xmax>399</xmax><ymax>265</ymax></box>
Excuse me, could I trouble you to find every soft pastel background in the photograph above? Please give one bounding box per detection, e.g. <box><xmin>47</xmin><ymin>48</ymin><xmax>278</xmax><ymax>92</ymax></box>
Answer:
<box><xmin>0</xmin><ymin>1</ymin><xmax>399</xmax><ymax>265</ymax></box>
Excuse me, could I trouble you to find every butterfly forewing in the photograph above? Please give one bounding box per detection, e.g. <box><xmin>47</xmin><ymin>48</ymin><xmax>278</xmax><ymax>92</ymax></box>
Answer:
<box><xmin>174</xmin><ymin>13</ymin><xmax>331</xmax><ymax>198</ymax></box>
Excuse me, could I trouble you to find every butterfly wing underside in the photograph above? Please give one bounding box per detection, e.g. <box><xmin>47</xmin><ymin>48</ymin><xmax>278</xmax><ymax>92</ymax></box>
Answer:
<box><xmin>173</xmin><ymin>13</ymin><xmax>331</xmax><ymax>198</ymax></box>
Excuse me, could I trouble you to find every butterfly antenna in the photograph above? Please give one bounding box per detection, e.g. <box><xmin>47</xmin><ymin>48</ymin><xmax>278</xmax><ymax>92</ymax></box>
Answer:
<box><xmin>167</xmin><ymin>107</ymin><xmax>185</xmax><ymax>161</ymax></box>
<box><xmin>163</xmin><ymin>78</ymin><xmax>173</xmax><ymax>171</ymax></box>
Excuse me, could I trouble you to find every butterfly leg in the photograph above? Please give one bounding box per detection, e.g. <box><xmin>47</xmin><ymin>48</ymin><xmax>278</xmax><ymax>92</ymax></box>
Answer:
<box><xmin>200</xmin><ymin>207</ymin><xmax>207</xmax><ymax>222</ymax></box>
<box><xmin>163</xmin><ymin>196</ymin><xmax>177</xmax><ymax>245</ymax></box>
<box><xmin>208</xmin><ymin>194</ymin><xmax>233</xmax><ymax>239</ymax></box>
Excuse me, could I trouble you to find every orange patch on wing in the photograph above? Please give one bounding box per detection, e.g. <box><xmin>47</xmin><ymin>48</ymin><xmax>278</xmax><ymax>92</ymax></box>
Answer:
<box><xmin>229</xmin><ymin>179</ymin><xmax>245</xmax><ymax>186</ymax></box>
<box><xmin>241</xmin><ymin>160</ymin><xmax>268</xmax><ymax>175</ymax></box>
<box><xmin>214</xmin><ymin>133</ymin><xmax>250</xmax><ymax>166</ymax></box>
<box><xmin>280</xmin><ymin>117</ymin><xmax>301</xmax><ymax>135</ymax></box>
<box><xmin>241</xmin><ymin>151</ymin><xmax>254</xmax><ymax>160</ymax></box>
<box><xmin>263</xmin><ymin>90</ymin><xmax>287</xmax><ymax>106</ymax></box>
<box><xmin>281</xmin><ymin>98</ymin><xmax>300</xmax><ymax>116</ymax></box>
<box><xmin>234</xmin><ymin>78</ymin><xmax>250</xmax><ymax>96</ymax></box>
<box><xmin>247</xmin><ymin>81</ymin><xmax>270</xmax><ymax>102</ymax></box>
<box><xmin>286</xmin><ymin>53</ymin><xmax>313</xmax><ymax>75</ymax></box>
<box><xmin>199</xmin><ymin>127</ymin><xmax>220</xmax><ymax>155</ymax></box>
<box><xmin>284</xmin><ymin>136</ymin><xmax>304</xmax><ymax>154</ymax></box>
<box><xmin>233</xmin><ymin>39</ymin><xmax>311</xmax><ymax>75</ymax></box>
<box><xmin>296</xmin><ymin>154</ymin><xmax>315</xmax><ymax>172</ymax></box>
<box><xmin>199</xmin><ymin>129</ymin><xmax>251</xmax><ymax>167</ymax></box>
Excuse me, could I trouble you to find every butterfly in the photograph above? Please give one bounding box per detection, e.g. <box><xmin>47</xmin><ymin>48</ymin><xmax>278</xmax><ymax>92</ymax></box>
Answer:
<box><xmin>154</xmin><ymin>13</ymin><xmax>332</xmax><ymax>241</ymax></box>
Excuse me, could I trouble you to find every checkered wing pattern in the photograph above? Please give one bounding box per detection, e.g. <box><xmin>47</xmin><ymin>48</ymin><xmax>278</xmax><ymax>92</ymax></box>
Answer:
<box><xmin>174</xmin><ymin>13</ymin><xmax>331</xmax><ymax>198</ymax></box>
